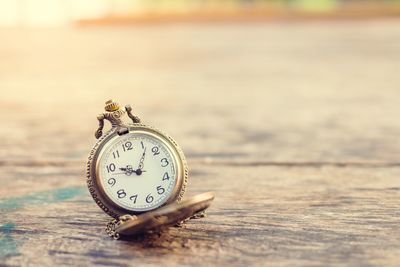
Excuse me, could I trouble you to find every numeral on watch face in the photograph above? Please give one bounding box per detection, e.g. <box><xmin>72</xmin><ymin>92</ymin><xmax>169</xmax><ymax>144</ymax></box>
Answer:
<box><xmin>106</xmin><ymin>163</ymin><xmax>116</xmax><ymax>173</ymax></box>
<box><xmin>157</xmin><ymin>186</ymin><xmax>165</xmax><ymax>195</ymax></box>
<box><xmin>152</xmin><ymin>146</ymin><xmax>160</xmax><ymax>156</ymax></box>
<box><xmin>122</xmin><ymin>141</ymin><xmax>133</xmax><ymax>152</ymax></box>
<box><xmin>161</xmin><ymin>158</ymin><xmax>169</xmax><ymax>167</ymax></box>
<box><xmin>108</xmin><ymin>178</ymin><xmax>116</xmax><ymax>186</ymax></box>
<box><xmin>163</xmin><ymin>172</ymin><xmax>169</xmax><ymax>181</ymax></box>
<box><xmin>117</xmin><ymin>189</ymin><xmax>126</xmax><ymax>198</ymax></box>
<box><xmin>112</xmin><ymin>150</ymin><xmax>120</xmax><ymax>159</ymax></box>
<box><xmin>130</xmin><ymin>194</ymin><xmax>138</xmax><ymax>203</ymax></box>
<box><xmin>146</xmin><ymin>194</ymin><xmax>154</xmax><ymax>203</ymax></box>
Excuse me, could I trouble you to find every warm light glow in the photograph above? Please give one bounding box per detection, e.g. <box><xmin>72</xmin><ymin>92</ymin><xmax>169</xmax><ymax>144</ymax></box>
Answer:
<box><xmin>0</xmin><ymin>0</ymin><xmax>399</xmax><ymax>27</ymax></box>
<box><xmin>0</xmin><ymin>0</ymin><xmax>110</xmax><ymax>27</ymax></box>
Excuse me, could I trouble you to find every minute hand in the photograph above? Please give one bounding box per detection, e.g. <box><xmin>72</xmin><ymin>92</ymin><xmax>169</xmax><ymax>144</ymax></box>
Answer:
<box><xmin>137</xmin><ymin>147</ymin><xmax>146</xmax><ymax>170</ymax></box>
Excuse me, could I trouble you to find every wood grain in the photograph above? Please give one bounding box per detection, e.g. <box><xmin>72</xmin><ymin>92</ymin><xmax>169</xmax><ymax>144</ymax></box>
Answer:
<box><xmin>0</xmin><ymin>20</ymin><xmax>400</xmax><ymax>266</ymax></box>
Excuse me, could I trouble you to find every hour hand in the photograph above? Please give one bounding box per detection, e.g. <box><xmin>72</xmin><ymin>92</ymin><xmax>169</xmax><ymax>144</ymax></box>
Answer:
<box><xmin>119</xmin><ymin>167</ymin><xmax>129</xmax><ymax>173</ymax></box>
<box><xmin>119</xmin><ymin>167</ymin><xmax>134</xmax><ymax>176</ymax></box>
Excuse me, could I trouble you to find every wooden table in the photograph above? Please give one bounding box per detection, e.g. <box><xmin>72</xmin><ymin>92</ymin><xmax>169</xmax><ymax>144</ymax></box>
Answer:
<box><xmin>0</xmin><ymin>20</ymin><xmax>399</xmax><ymax>266</ymax></box>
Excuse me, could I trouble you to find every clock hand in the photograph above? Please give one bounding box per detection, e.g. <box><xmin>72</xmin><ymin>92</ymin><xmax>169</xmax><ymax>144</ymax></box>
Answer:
<box><xmin>119</xmin><ymin>167</ymin><xmax>134</xmax><ymax>176</ymax></box>
<box><xmin>134</xmin><ymin>169</ymin><xmax>147</xmax><ymax>175</ymax></box>
<box><xmin>137</xmin><ymin>147</ymin><xmax>147</xmax><ymax>170</ymax></box>
<box><xmin>119</xmin><ymin>167</ymin><xmax>131</xmax><ymax>173</ymax></box>
<box><xmin>119</xmin><ymin>167</ymin><xmax>146</xmax><ymax>176</ymax></box>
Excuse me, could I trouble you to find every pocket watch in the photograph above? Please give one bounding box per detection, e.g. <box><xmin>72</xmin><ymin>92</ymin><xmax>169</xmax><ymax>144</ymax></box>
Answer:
<box><xmin>86</xmin><ymin>100</ymin><xmax>214</xmax><ymax>239</ymax></box>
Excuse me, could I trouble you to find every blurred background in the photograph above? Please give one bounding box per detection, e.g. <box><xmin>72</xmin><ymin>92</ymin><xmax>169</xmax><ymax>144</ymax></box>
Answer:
<box><xmin>0</xmin><ymin>0</ymin><xmax>399</xmax><ymax>164</ymax></box>
<box><xmin>1</xmin><ymin>0</ymin><xmax>400</xmax><ymax>26</ymax></box>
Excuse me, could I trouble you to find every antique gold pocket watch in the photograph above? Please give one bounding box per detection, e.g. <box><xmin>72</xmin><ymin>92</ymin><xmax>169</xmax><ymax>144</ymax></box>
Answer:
<box><xmin>86</xmin><ymin>100</ymin><xmax>214</xmax><ymax>239</ymax></box>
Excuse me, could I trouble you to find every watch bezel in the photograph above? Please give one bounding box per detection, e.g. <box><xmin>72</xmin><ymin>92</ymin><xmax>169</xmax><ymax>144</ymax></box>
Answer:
<box><xmin>86</xmin><ymin>124</ymin><xmax>188</xmax><ymax>218</ymax></box>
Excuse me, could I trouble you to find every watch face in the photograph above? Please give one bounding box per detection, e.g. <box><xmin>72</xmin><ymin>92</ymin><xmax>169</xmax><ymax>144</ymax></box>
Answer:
<box><xmin>97</xmin><ymin>130</ymin><xmax>178</xmax><ymax>212</ymax></box>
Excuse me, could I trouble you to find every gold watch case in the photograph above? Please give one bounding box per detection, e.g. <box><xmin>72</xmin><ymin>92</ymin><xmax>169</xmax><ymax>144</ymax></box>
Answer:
<box><xmin>86</xmin><ymin>124</ymin><xmax>188</xmax><ymax>219</ymax></box>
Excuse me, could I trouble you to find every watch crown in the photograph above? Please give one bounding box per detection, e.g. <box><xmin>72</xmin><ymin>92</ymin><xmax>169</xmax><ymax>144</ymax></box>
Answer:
<box><xmin>105</xmin><ymin>99</ymin><xmax>120</xmax><ymax>112</ymax></box>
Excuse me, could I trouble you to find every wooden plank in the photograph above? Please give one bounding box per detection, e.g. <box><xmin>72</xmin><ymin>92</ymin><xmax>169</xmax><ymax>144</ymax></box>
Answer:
<box><xmin>1</xmin><ymin>164</ymin><xmax>400</xmax><ymax>266</ymax></box>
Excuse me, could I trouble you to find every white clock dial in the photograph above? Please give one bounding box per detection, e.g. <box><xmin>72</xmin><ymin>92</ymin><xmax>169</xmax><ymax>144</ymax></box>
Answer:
<box><xmin>98</xmin><ymin>132</ymin><xmax>177</xmax><ymax>212</ymax></box>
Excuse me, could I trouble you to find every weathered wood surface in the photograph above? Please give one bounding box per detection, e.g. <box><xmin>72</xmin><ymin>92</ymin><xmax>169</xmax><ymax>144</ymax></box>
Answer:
<box><xmin>0</xmin><ymin>20</ymin><xmax>400</xmax><ymax>266</ymax></box>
